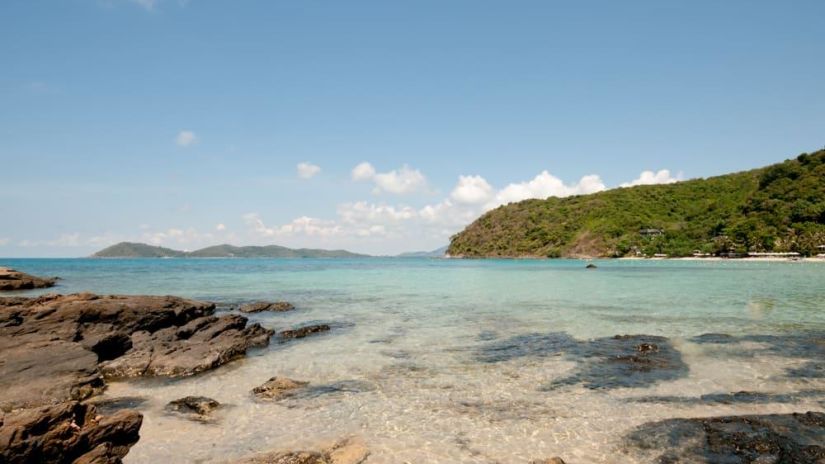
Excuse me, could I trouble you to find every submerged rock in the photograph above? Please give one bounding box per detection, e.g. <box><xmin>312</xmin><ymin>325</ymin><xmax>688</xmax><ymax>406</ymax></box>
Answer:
<box><xmin>478</xmin><ymin>332</ymin><xmax>688</xmax><ymax>390</ymax></box>
<box><xmin>252</xmin><ymin>377</ymin><xmax>310</xmax><ymax>400</ymax></box>
<box><xmin>624</xmin><ymin>411</ymin><xmax>825</xmax><ymax>463</ymax></box>
<box><xmin>239</xmin><ymin>301</ymin><xmax>296</xmax><ymax>313</ymax></box>
<box><xmin>0</xmin><ymin>267</ymin><xmax>57</xmax><ymax>291</ymax></box>
<box><xmin>235</xmin><ymin>436</ymin><xmax>369</xmax><ymax>464</ymax></box>
<box><xmin>0</xmin><ymin>401</ymin><xmax>142</xmax><ymax>464</ymax></box>
<box><xmin>166</xmin><ymin>396</ymin><xmax>220</xmax><ymax>421</ymax></box>
<box><xmin>530</xmin><ymin>458</ymin><xmax>566</xmax><ymax>464</ymax></box>
<box><xmin>279</xmin><ymin>324</ymin><xmax>331</xmax><ymax>340</ymax></box>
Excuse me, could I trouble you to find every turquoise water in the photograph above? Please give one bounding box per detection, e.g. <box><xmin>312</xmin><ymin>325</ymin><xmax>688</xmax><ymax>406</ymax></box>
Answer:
<box><xmin>3</xmin><ymin>258</ymin><xmax>824</xmax><ymax>463</ymax></box>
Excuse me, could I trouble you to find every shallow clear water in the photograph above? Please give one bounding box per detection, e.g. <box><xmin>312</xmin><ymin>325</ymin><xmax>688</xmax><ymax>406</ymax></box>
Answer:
<box><xmin>3</xmin><ymin>258</ymin><xmax>824</xmax><ymax>463</ymax></box>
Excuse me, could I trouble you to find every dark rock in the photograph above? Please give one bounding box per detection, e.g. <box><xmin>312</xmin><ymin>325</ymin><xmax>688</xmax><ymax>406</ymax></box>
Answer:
<box><xmin>100</xmin><ymin>314</ymin><xmax>273</xmax><ymax>379</ymax></box>
<box><xmin>165</xmin><ymin>396</ymin><xmax>220</xmax><ymax>421</ymax></box>
<box><xmin>624</xmin><ymin>411</ymin><xmax>825</xmax><ymax>463</ymax></box>
<box><xmin>0</xmin><ymin>338</ymin><xmax>104</xmax><ymax>411</ymax></box>
<box><xmin>0</xmin><ymin>401</ymin><xmax>142</xmax><ymax>464</ymax></box>
<box><xmin>280</xmin><ymin>324</ymin><xmax>331</xmax><ymax>340</ymax></box>
<box><xmin>0</xmin><ymin>293</ymin><xmax>273</xmax><ymax>410</ymax></box>
<box><xmin>239</xmin><ymin>301</ymin><xmax>296</xmax><ymax>313</ymax></box>
<box><xmin>0</xmin><ymin>267</ymin><xmax>57</xmax><ymax>291</ymax></box>
<box><xmin>252</xmin><ymin>377</ymin><xmax>310</xmax><ymax>400</ymax></box>
<box><xmin>585</xmin><ymin>263</ymin><xmax>597</xmax><ymax>269</ymax></box>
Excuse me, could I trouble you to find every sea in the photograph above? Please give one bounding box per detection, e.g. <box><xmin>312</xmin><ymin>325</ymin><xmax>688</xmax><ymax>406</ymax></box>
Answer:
<box><xmin>2</xmin><ymin>258</ymin><xmax>824</xmax><ymax>463</ymax></box>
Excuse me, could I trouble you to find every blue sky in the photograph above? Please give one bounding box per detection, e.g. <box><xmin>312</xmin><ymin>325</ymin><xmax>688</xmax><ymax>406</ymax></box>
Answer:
<box><xmin>1</xmin><ymin>0</ymin><xmax>824</xmax><ymax>257</ymax></box>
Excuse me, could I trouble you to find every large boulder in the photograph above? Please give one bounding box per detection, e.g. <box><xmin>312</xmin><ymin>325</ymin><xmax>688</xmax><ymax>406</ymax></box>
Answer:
<box><xmin>0</xmin><ymin>294</ymin><xmax>273</xmax><ymax>409</ymax></box>
<box><xmin>0</xmin><ymin>338</ymin><xmax>104</xmax><ymax>411</ymax></box>
<box><xmin>100</xmin><ymin>314</ymin><xmax>272</xmax><ymax>379</ymax></box>
<box><xmin>0</xmin><ymin>267</ymin><xmax>57</xmax><ymax>291</ymax></box>
<box><xmin>0</xmin><ymin>401</ymin><xmax>142</xmax><ymax>464</ymax></box>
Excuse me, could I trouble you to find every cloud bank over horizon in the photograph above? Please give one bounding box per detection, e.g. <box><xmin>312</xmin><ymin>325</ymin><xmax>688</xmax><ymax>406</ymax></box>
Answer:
<box><xmin>2</xmin><ymin>163</ymin><xmax>685</xmax><ymax>256</ymax></box>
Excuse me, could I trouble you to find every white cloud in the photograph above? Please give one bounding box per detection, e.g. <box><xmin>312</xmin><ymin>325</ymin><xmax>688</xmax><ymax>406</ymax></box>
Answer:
<box><xmin>0</xmin><ymin>238</ymin><xmax>10</xmax><ymax>246</ymax></box>
<box><xmin>351</xmin><ymin>162</ymin><xmax>427</xmax><ymax>195</ymax></box>
<box><xmin>492</xmin><ymin>171</ymin><xmax>606</xmax><ymax>207</ymax></box>
<box><xmin>621</xmin><ymin>169</ymin><xmax>682</xmax><ymax>187</ymax></box>
<box><xmin>216</xmin><ymin>223</ymin><xmax>226</xmax><ymax>231</ymax></box>
<box><xmin>175</xmin><ymin>130</ymin><xmax>197</xmax><ymax>147</ymax></box>
<box><xmin>351</xmin><ymin>162</ymin><xmax>376</xmax><ymax>181</ymax></box>
<box><xmin>450</xmin><ymin>175</ymin><xmax>494</xmax><ymax>205</ymax></box>
<box><xmin>297</xmin><ymin>162</ymin><xmax>321</xmax><ymax>179</ymax></box>
<box><xmin>244</xmin><ymin>168</ymin><xmax>614</xmax><ymax>253</ymax></box>
<box><xmin>243</xmin><ymin>213</ymin><xmax>342</xmax><ymax>238</ymax></box>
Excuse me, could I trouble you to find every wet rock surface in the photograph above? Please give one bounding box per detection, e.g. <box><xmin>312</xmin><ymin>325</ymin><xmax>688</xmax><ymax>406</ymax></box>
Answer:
<box><xmin>477</xmin><ymin>332</ymin><xmax>688</xmax><ymax>390</ymax></box>
<box><xmin>279</xmin><ymin>324</ymin><xmax>331</xmax><ymax>340</ymax></box>
<box><xmin>0</xmin><ymin>267</ymin><xmax>57</xmax><ymax>291</ymax></box>
<box><xmin>0</xmin><ymin>401</ymin><xmax>142</xmax><ymax>464</ymax></box>
<box><xmin>234</xmin><ymin>436</ymin><xmax>369</xmax><ymax>464</ymax></box>
<box><xmin>100</xmin><ymin>313</ymin><xmax>273</xmax><ymax>379</ymax></box>
<box><xmin>239</xmin><ymin>301</ymin><xmax>296</xmax><ymax>313</ymax></box>
<box><xmin>166</xmin><ymin>396</ymin><xmax>221</xmax><ymax>421</ymax></box>
<box><xmin>253</xmin><ymin>377</ymin><xmax>311</xmax><ymax>400</ymax></box>
<box><xmin>624</xmin><ymin>411</ymin><xmax>825</xmax><ymax>463</ymax></box>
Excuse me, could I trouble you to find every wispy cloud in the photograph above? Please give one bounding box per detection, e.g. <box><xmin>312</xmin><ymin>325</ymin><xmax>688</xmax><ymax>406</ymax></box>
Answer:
<box><xmin>296</xmin><ymin>162</ymin><xmax>321</xmax><ymax>179</ymax></box>
<box><xmin>175</xmin><ymin>130</ymin><xmax>197</xmax><ymax>147</ymax></box>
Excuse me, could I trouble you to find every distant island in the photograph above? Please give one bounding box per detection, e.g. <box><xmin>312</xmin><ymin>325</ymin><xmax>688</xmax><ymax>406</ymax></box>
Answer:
<box><xmin>449</xmin><ymin>148</ymin><xmax>825</xmax><ymax>258</ymax></box>
<box><xmin>396</xmin><ymin>246</ymin><xmax>448</xmax><ymax>258</ymax></box>
<box><xmin>92</xmin><ymin>242</ymin><xmax>368</xmax><ymax>258</ymax></box>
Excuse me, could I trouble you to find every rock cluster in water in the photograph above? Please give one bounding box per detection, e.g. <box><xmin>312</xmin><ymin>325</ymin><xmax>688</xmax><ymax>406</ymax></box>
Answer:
<box><xmin>0</xmin><ymin>292</ymin><xmax>275</xmax><ymax>462</ymax></box>
<box><xmin>0</xmin><ymin>267</ymin><xmax>57</xmax><ymax>291</ymax></box>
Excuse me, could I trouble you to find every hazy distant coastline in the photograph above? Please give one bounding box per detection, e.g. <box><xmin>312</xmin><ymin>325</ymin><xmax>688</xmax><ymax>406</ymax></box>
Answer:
<box><xmin>92</xmin><ymin>242</ymin><xmax>368</xmax><ymax>258</ymax></box>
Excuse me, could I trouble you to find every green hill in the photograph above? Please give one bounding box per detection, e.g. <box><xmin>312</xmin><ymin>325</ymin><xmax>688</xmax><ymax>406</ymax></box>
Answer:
<box><xmin>93</xmin><ymin>243</ymin><xmax>367</xmax><ymax>258</ymax></box>
<box><xmin>448</xmin><ymin>149</ymin><xmax>825</xmax><ymax>258</ymax></box>
<box><xmin>93</xmin><ymin>242</ymin><xmax>186</xmax><ymax>258</ymax></box>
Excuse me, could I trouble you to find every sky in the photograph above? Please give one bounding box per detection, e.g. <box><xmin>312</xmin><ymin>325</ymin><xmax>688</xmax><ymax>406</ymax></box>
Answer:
<box><xmin>1</xmin><ymin>0</ymin><xmax>824</xmax><ymax>257</ymax></box>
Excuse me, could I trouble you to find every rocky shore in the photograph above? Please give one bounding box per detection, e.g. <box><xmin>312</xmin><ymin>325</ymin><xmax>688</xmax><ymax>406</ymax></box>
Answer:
<box><xmin>0</xmin><ymin>267</ymin><xmax>57</xmax><ymax>291</ymax></box>
<box><xmin>0</xmin><ymin>292</ymin><xmax>276</xmax><ymax>463</ymax></box>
